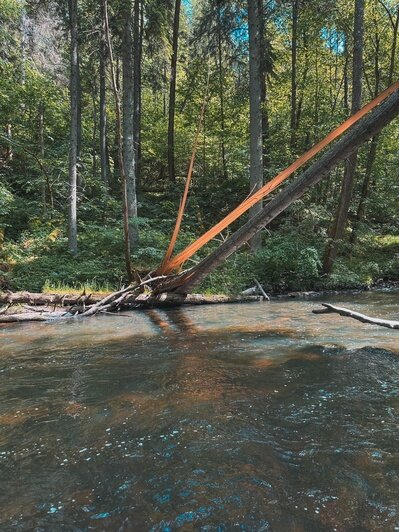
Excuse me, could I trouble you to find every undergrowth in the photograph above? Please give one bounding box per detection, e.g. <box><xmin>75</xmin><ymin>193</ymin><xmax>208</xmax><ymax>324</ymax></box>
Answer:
<box><xmin>1</xmin><ymin>216</ymin><xmax>398</xmax><ymax>295</ymax></box>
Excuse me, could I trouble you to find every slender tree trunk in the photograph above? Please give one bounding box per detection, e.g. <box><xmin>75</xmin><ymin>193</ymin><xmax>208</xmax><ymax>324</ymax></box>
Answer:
<box><xmin>133</xmin><ymin>0</ymin><xmax>142</xmax><ymax>190</ymax></box>
<box><xmin>290</xmin><ymin>0</ymin><xmax>298</xmax><ymax>151</ymax></box>
<box><xmin>323</xmin><ymin>0</ymin><xmax>365</xmax><ymax>274</ymax></box>
<box><xmin>38</xmin><ymin>101</ymin><xmax>46</xmax><ymax>210</ymax></box>
<box><xmin>388</xmin><ymin>7</ymin><xmax>399</xmax><ymax>85</ymax></box>
<box><xmin>20</xmin><ymin>7</ymin><xmax>28</xmax><ymax>85</ymax></box>
<box><xmin>351</xmin><ymin>17</ymin><xmax>382</xmax><ymax>244</ymax></box>
<box><xmin>167</xmin><ymin>89</ymin><xmax>399</xmax><ymax>294</ymax></box>
<box><xmin>4</xmin><ymin>124</ymin><xmax>13</xmax><ymax>162</ymax></box>
<box><xmin>248</xmin><ymin>0</ymin><xmax>264</xmax><ymax>251</ymax></box>
<box><xmin>168</xmin><ymin>0</ymin><xmax>181</xmax><ymax>182</ymax></box>
<box><xmin>91</xmin><ymin>81</ymin><xmax>98</xmax><ymax>177</ymax></box>
<box><xmin>258</xmin><ymin>0</ymin><xmax>270</xmax><ymax>173</ymax></box>
<box><xmin>351</xmin><ymin>5</ymin><xmax>398</xmax><ymax>243</ymax></box>
<box><xmin>122</xmin><ymin>0</ymin><xmax>139</xmax><ymax>247</ymax></box>
<box><xmin>343</xmin><ymin>38</ymin><xmax>350</xmax><ymax>113</ymax></box>
<box><xmin>112</xmin><ymin>58</ymin><xmax>121</xmax><ymax>183</ymax></box>
<box><xmin>99</xmin><ymin>0</ymin><xmax>109</xmax><ymax>188</ymax></box>
<box><xmin>217</xmin><ymin>11</ymin><xmax>228</xmax><ymax>180</ymax></box>
<box><xmin>68</xmin><ymin>0</ymin><xmax>80</xmax><ymax>255</ymax></box>
<box><xmin>103</xmin><ymin>0</ymin><xmax>134</xmax><ymax>281</ymax></box>
<box><xmin>352</xmin><ymin>136</ymin><xmax>378</xmax><ymax>235</ymax></box>
<box><xmin>163</xmin><ymin>65</ymin><xmax>167</xmax><ymax>118</ymax></box>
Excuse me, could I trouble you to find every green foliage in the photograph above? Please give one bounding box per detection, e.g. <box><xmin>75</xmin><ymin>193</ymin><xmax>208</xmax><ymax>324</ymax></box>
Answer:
<box><xmin>0</xmin><ymin>0</ymin><xmax>398</xmax><ymax>296</ymax></box>
<box><xmin>252</xmin><ymin>235</ymin><xmax>322</xmax><ymax>291</ymax></box>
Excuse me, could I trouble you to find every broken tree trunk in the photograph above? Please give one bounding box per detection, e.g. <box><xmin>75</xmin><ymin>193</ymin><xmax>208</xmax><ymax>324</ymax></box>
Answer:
<box><xmin>156</xmin><ymin>87</ymin><xmax>399</xmax><ymax>294</ymax></box>
<box><xmin>0</xmin><ymin>290</ymin><xmax>262</xmax><ymax>323</ymax></box>
<box><xmin>313</xmin><ymin>303</ymin><xmax>399</xmax><ymax>329</ymax></box>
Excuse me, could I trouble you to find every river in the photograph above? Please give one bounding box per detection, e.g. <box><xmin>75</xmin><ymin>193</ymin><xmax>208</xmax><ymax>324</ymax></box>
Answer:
<box><xmin>0</xmin><ymin>290</ymin><xmax>398</xmax><ymax>530</ymax></box>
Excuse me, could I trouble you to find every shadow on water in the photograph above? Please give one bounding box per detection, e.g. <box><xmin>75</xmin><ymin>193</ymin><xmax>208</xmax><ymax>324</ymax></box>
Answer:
<box><xmin>0</xmin><ymin>290</ymin><xmax>398</xmax><ymax>529</ymax></box>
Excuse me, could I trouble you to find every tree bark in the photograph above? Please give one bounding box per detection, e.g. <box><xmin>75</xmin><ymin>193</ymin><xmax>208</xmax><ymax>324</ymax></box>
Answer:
<box><xmin>162</xmin><ymin>88</ymin><xmax>399</xmax><ymax>294</ymax></box>
<box><xmin>99</xmin><ymin>0</ymin><xmax>109</xmax><ymax>188</ymax></box>
<box><xmin>388</xmin><ymin>7</ymin><xmax>399</xmax><ymax>86</ymax></box>
<box><xmin>0</xmin><ymin>292</ymin><xmax>262</xmax><ymax>323</ymax></box>
<box><xmin>248</xmin><ymin>0</ymin><xmax>264</xmax><ymax>251</ymax></box>
<box><xmin>168</xmin><ymin>0</ymin><xmax>181</xmax><ymax>182</ymax></box>
<box><xmin>259</xmin><ymin>0</ymin><xmax>270</xmax><ymax>173</ymax></box>
<box><xmin>217</xmin><ymin>9</ymin><xmax>228</xmax><ymax>180</ymax></box>
<box><xmin>323</xmin><ymin>0</ymin><xmax>365</xmax><ymax>274</ymax></box>
<box><xmin>290</xmin><ymin>0</ymin><xmax>298</xmax><ymax>151</ymax></box>
<box><xmin>68</xmin><ymin>0</ymin><xmax>80</xmax><ymax>256</ymax></box>
<box><xmin>38</xmin><ymin>101</ymin><xmax>46</xmax><ymax>210</ymax></box>
<box><xmin>352</xmin><ymin>4</ymin><xmax>398</xmax><ymax>243</ymax></box>
<box><xmin>133</xmin><ymin>0</ymin><xmax>142</xmax><ymax>190</ymax></box>
<box><xmin>91</xmin><ymin>80</ymin><xmax>98</xmax><ymax>177</ymax></box>
<box><xmin>122</xmin><ymin>0</ymin><xmax>139</xmax><ymax>248</ymax></box>
<box><xmin>103</xmin><ymin>0</ymin><xmax>134</xmax><ymax>281</ymax></box>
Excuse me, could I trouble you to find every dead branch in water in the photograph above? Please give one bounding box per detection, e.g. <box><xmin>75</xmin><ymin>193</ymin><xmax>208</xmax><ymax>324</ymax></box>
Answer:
<box><xmin>313</xmin><ymin>303</ymin><xmax>399</xmax><ymax>329</ymax></box>
<box><xmin>0</xmin><ymin>288</ymin><xmax>262</xmax><ymax>324</ymax></box>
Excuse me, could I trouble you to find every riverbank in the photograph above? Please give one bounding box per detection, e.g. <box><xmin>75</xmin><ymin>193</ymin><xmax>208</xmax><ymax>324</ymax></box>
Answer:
<box><xmin>1</xmin><ymin>282</ymin><xmax>397</xmax><ymax>324</ymax></box>
<box><xmin>1</xmin><ymin>220</ymin><xmax>398</xmax><ymax>297</ymax></box>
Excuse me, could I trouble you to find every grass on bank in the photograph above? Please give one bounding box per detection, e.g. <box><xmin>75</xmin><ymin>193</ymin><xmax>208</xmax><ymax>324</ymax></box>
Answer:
<box><xmin>1</xmin><ymin>219</ymin><xmax>398</xmax><ymax>295</ymax></box>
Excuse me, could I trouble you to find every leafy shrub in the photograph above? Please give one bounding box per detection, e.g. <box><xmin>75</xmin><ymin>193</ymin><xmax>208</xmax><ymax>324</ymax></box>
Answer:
<box><xmin>324</xmin><ymin>262</ymin><xmax>364</xmax><ymax>290</ymax></box>
<box><xmin>252</xmin><ymin>234</ymin><xmax>322</xmax><ymax>291</ymax></box>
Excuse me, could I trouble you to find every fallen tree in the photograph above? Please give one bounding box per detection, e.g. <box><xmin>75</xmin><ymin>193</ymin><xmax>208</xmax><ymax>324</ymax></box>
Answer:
<box><xmin>0</xmin><ymin>290</ymin><xmax>262</xmax><ymax>323</ymax></box>
<box><xmin>313</xmin><ymin>303</ymin><xmax>399</xmax><ymax>329</ymax></box>
<box><xmin>2</xmin><ymin>87</ymin><xmax>399</xmax><ymax>322</ymax></box>
<box><xmin>155</xmin><ymin>87</ymin><xmax>399</xmax><ymax>294</ymax></box>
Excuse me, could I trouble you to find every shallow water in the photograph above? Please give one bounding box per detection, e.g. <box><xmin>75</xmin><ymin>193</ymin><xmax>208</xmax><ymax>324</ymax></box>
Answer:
<box><xmin>0</xmin><ymin>290</ymin><xmax>398</xmax><ymax>530</ymax></box>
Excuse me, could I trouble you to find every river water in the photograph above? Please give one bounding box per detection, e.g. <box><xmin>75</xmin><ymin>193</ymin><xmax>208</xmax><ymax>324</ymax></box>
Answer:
<box><xmin>0</xmin><ymin>290</ymin><xmax>398</xmax><ymax>530</ymax></box>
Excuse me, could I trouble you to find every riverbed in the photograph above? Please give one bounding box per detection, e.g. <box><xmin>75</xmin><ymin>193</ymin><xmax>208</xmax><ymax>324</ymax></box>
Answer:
<box><xmin>0</xmin><ymin>290</ymin><xmax>398</xmax><ymax>530</ymax></box>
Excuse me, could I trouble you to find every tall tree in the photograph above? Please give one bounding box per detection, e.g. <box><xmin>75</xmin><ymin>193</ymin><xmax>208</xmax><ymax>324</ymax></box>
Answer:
<box><xmin>323</xmin><ymin>0</ymin><xmax>365</xmax><ymax>274</ymax></box>
<box><xmin>248</xmin><ymin>0</ymin><xmax>264</xmax><ymax>251</ymax></box>
<box><xmin>216</xmin><ymin>3</ymin><xmax>228</xmax><ymax>179</ymax></box>
<box><xmin>133</xmin><ymin>0</ymin><xmax>143</xmax><ymax>188</ymax></box>
<box><xmin>103</xmin><ymin>0</ymin><xmax>134</xmax><ymax>280</ymax></box>
<box><xmin>290</xmin><ymin>0</ymin><xmax>298</xmax><ymax>151</ymax></box>
<box><xmin>166</xmin><ymin>89</ymin><xmax>399</xmax><ymax>294</ymax></box>
<box><xmin>167</xmin><ymin>0</ymin><xmax>181</xmax><ymax>182</ymax></box>
<box><xmin>352</xmin><ymin>1</ymin><xmax>399</xmax><ymax>242</ymax></box>
<box><xmin>259</xmin><ymin>0</ymin><xmax>270</xmax><ymax>172</ymax></box>
<box><xmin>68</xmin><ymin>0</ymin><xmax>80</xmax><ymax>255</ymax></box>
<box><xmin>99</xmin><ymin>0</ymin><xmax>109</xmax><ymax>188</ymax></box>
<box><xmin>122</xmin><ymin>0</ymin><xmax>139</xmax><ymax>247</ymax></box>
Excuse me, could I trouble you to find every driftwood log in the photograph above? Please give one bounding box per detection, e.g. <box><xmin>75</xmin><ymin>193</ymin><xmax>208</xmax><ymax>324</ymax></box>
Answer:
<box><xmin>313</xmin><ymin>303</ymin><xmax>399</xmax><ymax>329</ymax></box>
<box><xmin>0</xmin><ymin>290</ymin><xmax>262</xmax><ymax>324</ymax></box>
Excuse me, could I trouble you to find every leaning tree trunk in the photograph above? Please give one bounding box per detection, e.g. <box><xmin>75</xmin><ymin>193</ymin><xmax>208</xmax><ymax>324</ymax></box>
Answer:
<box><xmin>68</xmin><ymin>0</ymin><xmax>80</xmax><ymax>256</ymax></box>
<box><xmin>323</xmin><ymin>0</ymin><xmax>365</xmax><ymax>274</ymax></box>
<box><xmin>248</xmin><ymin>0</ymin><xmax>264</xmax><ymax>252</ymax></box>
<box><xmin>167</xmin><ymin>0</ymin><xmax>181</xmax><ymax>183</ymax></box>
<box><xmin>122</xmin><ymin>0</ymin><xmax>139</xmax><ymax>248</ymax></box>
<box><xmin>158</xmin><ymin>88</ymin><xmax>399</xmax><ymax>294</ymax></box>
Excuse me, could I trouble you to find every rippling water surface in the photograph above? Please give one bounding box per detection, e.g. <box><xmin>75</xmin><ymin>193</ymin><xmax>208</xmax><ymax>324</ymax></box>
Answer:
<box><xmin>0</xmin><ymin>290</ymin><xmax>398</xmax><ymax>530</ymax></box>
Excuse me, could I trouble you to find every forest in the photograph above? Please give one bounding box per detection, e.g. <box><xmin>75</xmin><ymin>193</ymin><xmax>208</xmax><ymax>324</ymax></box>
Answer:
<box><xmin>2</xmin><ymin>2</ymin><xmax>399</xmax><ymax>527</ymax></box>
<box><xmin>1</xmin><ymin>0</ymin><xmax>398</xmax><ymax>297</ymax></box>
